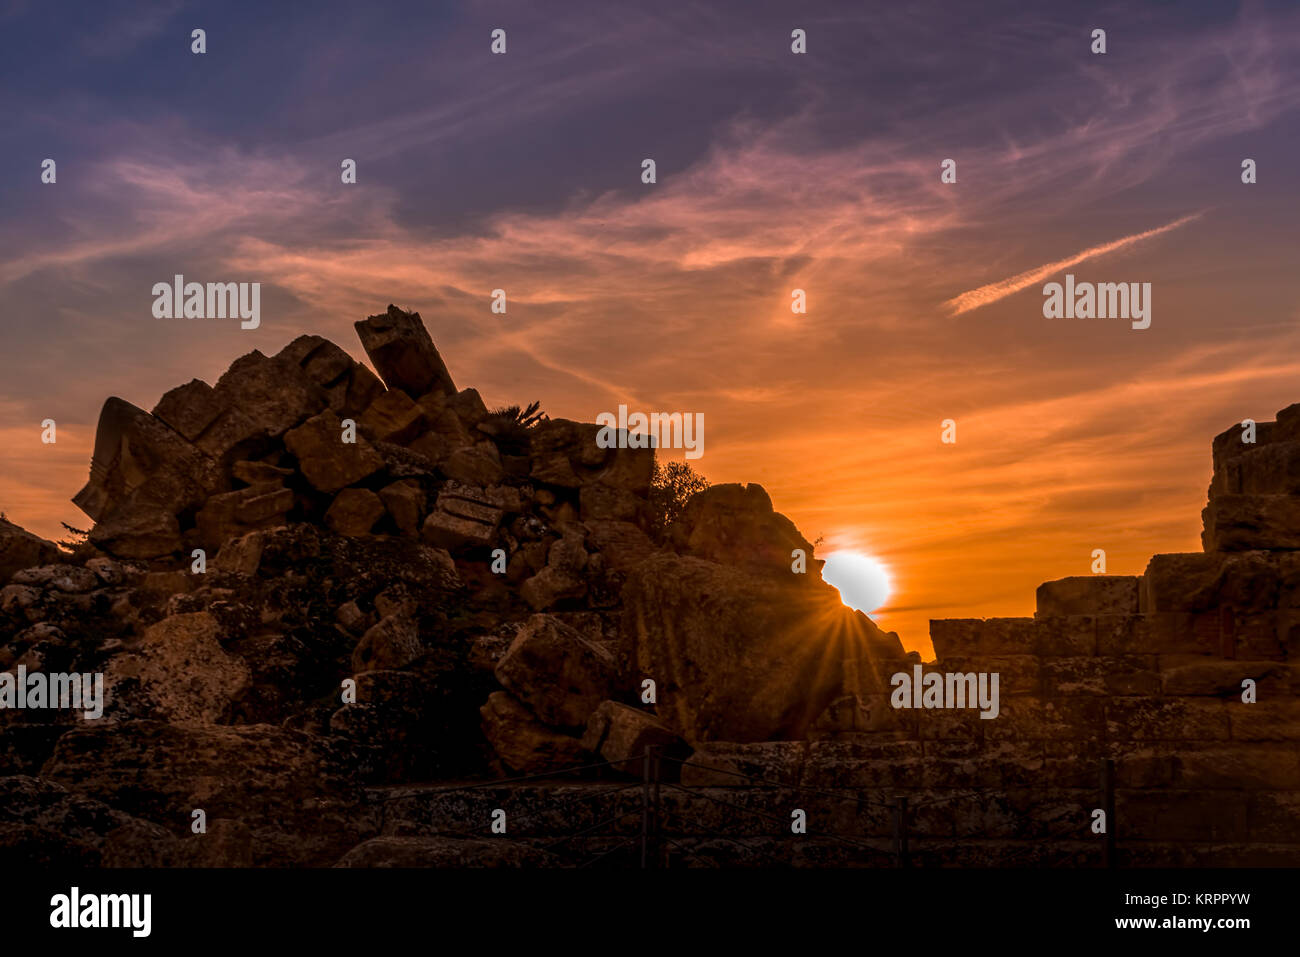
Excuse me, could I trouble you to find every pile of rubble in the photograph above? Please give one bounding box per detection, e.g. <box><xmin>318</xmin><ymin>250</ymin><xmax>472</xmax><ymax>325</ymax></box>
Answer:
<box><xmin>0</xmin><ymin>305</ymin><xmax>900</xmax><ymax>866</ymax></box>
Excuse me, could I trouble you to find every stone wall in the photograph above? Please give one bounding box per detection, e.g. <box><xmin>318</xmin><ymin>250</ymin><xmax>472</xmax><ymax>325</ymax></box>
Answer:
<box><xmin>687</xmin><ymin>408</ymin><xmax>1300</xmax><ymax>865</ymax></box>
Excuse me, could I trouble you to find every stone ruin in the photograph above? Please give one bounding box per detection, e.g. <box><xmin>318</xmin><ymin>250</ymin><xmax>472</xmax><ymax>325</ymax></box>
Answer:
<box><xmin>0</xmin><ymin>305</ymin><xmax>1296</xmax><ymax>867</ymax></box>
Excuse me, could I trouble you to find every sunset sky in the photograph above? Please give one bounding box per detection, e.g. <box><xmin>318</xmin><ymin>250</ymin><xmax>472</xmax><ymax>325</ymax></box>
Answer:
<box><xmin>3</xmin><ymin>0</ymin><xmax>1299</xmax><ymax>656</ymax></box>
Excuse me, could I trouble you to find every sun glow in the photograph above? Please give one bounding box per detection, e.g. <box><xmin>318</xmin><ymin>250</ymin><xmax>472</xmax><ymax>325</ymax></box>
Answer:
<box><xmin>821</xmin><ymin>550</ymin><xmax>892</xmax><ymax>614</ymax></box>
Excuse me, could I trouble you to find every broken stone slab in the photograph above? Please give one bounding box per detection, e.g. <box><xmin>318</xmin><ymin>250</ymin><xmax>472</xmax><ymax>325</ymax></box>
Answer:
<box><xmin>358</xmin><ymin>389</ymin><xmax>427</xmax><ymax>444</ymax></box>
<box><xmin>275</xmin><ymin>335</ymin><xmax>355</xmax><ymax>392</ymax></box>
<box><xmin>439</xmin><ymin>442</ymin><xmax>505</xmax><ymax>486</ymax></box>
<box><xmin>151</xmin><ymin>378</ymin><xmax>224</xmax><ymax>443</ymax></box>
<box><xmin>195</xmin><ymin>482</ymin><xmax>295</xmax><ymax>550</ymax></box>
<box><xmin>479</xmin><ymin>691</ymin><xmax>586</xmax><ymax>775</ymax></box>
<box><xmin>87</xmin><ymin>492</ymin><xmax>183</xmax><ymax>559</ymax></box>
<box><xmin>74</xmin><ymin>396</ymin><xmax>220</xmax><ymax>523</ymax></box>
<box><xmin>212</xmin><ymin>526</ymin><xmax>281</xmax><ymax>576</ymax></box>
<box><xmin>211</xmin><ymin>350</ymin><xmax>328</xmax><ymax>440</ymax></box>
<box><xmin>353</xmin><ymin>304</ymin><xmax>456</xmax><ymax>398</ymax></box>
<box><xmin>1036</xmin><ymin>576</ymin><xmax>1140</xmax><ymax>617</ymax></box>
<box><xmin>447</xmin><ymin>388</ymin><xmax>488</xmax><ymax>429</ymax></box>
<box><xmin>325</xmin><ymin>488</ymin><xmax>386</xmax><ymax>536</ymax></box>
<box><xmin>420</xmin><ymin>486</ymin><xmax>503</xmax><ymax>551</ymax></box>
<box><xmin>519</xmin><ymin>530</ymin><xmax>589</xmax><ymax>610</ymax></box>
<box><xmin>284</xmin><ymin>410</ymin><xmax>385</xmax><ymax>493</ymax></box>
<box><xmin>580</xmin><ymin>700</ymin><xmax>687</xmax><ymax>775</ymax></box>
<box><xmin>495</xmin><ymin>613</ymin><xmax>617</xmax><ymax>729</ymax></box>
<box><xmin>0</xmin><ymin>517</ymin><xmax>62</xmax><ymax>584</ymax></box>
<box><xmin>378</xmin><ymin>480</ymin><xmax>425</xmax><ymax>538</ymax></box>
<box><xmin>156</xmin><ymin>352</ymin><xmax>324</xmax><ymax>465</ymax></box>
<box><xmin>528</xmin><ymin>419</ymin><xmax>588</xmax><ymax>488</ymax></box>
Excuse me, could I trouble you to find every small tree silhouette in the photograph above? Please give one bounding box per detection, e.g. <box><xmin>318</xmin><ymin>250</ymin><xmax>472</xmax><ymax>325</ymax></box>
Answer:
<box><xmin>484</xmin><ymin>400</ymin><xmax>548</xmax><ymax>455</ymax></box>
<box><xmin>57</xmin><ymin>522</ymin><xmax>90</xmax><ymax>554</ymax></box>
<box><xmin>648</xmin><ymin>459</ymin><xmax>710</xmax><ymax>543</ymax></box>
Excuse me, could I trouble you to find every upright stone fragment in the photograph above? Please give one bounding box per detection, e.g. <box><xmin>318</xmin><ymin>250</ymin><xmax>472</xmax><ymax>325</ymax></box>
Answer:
<box><xmin>353</xmin><ymin>304</ymin><xmax>456</xmax><ymax>398</ymax></box>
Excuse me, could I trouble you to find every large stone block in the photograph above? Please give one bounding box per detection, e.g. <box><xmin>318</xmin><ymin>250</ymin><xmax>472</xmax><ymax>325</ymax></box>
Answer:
<box><xmin>1140</xmin><ymin>553</ymin><xmax>1222</xmax><ymax>613</ymax></box>
<box><xmin>479</xmin><ymin>691</ymin><xmax>585</xmax><ymax>774</ymax></box>
<box><xmin>284</xmin><ymin>411</ymin><xmax>384</xmax><ymax>493</ymax></box>
<box><xmin>358</xmin><ymin>389</ymin><xmax>427</xmax><ymax>444</ymax></box>
<box><xmin>1036</xmin><ymin>576</ymin><xmax>1139</xmax><ymax>617</ymax></box>
<box><xmin>620</xmin><ymin>553</ymin><xmax>896</xmax><ymax>742</ymax></box>
<box><xmin>74</xmin><ymin>396</ymin><xmax>219</xmax><ymax>523</ymax></box>
<box><xmin>104</xmin><ymin>612</ymin><xmax>250</xmax><ymax>723</ymax></box>
<box><xmin>668</xmin><ymin>483</ymin><xmax>815</xmax><ymax>577</ymax></box>
<box><xmin>1203</xmin><ymin>494</ymin><xmax>1300</xmax><ymax>551</ymax></box>
<box><xmin>494</xmin><ymin>614</ymin><xmax>616</xmax><ymax>729</ymax></box>
<box><xmin>212</xmin><ymin>350</ymin><xmax>327</xmax><ymax>439</ymax></box>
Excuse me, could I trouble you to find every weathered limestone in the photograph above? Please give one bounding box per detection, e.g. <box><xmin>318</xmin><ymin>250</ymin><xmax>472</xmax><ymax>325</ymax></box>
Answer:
<box><xmin>354</xmin><ymin>304</ymin><xmax>457</xmax><ymax>398</ymax></box>
<box><xmin>325</xmin><ymin>488</ymin><xmax>385</xmax><ymax>536</ymax></box>
<box><xmin>0</xmin><ymin>518</ymin><xmax>62</xmax><ymax>584</ymax></box>
<box><xmin>621</xmin><ymin>553</ymin><xmax>896</xmax><ymax>742</ymax></box>
<box><xmin>1036</xmin><ymin>576</ymin><xmax>1140</xmax><ymax>617</ymax></box>
<box><xmin>284</xmin><ymin>411</ymin><xmax>384</xmax><ymax>493</ymax></box>
<box><xmin>420</xmin><ymin>485</ymin><xmax>503</xmax><ymax>551</ymax></box>
<box><xmin>495</xmin><ymin>614</ymin><xmax>616</xmax><ymax>729</ymax></box>
<box><xmin>669</xmin><ymin>483</ymin><xmax>816</xmax><ymax>576</ymax></box>
<box><xmin>195</xmin><ymin>482</ymin><xmax>295</xmax><ymax>549</ymax></box>
<box><xmin>105</xmin><ymin>612</ymin><xmax>251</xmax><ymax>724</ymax></box>
<box><xmin>479</xmin><ymin>691</ymin><xmax>585</xmax><ymax>774</ymax></box>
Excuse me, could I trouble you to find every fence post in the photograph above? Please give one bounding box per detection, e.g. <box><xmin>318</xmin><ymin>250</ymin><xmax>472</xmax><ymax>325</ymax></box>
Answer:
<box><xmin>894</xmin><ymin>796</ymin><xmax>909</xmax><ymax>868</ymax></box>
<box><xmin>1101</xmin><ymin>758</ymin><xmax>1116</xmax><ymax>869</ymax></box>
<box><xmin>651</xmin><ymin>747</ymin><xmax>664</xmax><ymax>869</ymax></box>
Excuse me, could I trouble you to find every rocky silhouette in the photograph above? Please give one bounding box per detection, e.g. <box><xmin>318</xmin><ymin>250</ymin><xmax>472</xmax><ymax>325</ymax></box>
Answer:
<box><xmin>1</xmin><ymin>306</ymin><xmax>1297</xmax><ymax>867</ymax></box>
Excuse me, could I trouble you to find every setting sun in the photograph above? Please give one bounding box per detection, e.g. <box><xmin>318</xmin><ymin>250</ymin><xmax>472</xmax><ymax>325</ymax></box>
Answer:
<box><xmin>821</xmin><ymin>550</ymin><xmax>893</xmax><ymax>615</ymax></box>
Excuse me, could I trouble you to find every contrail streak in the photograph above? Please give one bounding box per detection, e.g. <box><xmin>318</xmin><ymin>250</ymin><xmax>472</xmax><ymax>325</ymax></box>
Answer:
<box><xmin>943</xmin><ymin>212</ymin><xmax>1204</xmax><ymax>316</ymax></box>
